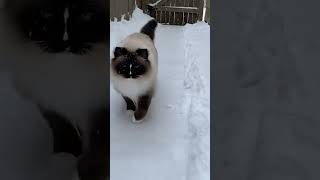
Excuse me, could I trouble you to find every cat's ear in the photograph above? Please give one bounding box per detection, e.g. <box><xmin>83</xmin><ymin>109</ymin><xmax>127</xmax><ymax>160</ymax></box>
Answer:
<box><xmin>136</xmin><ymin>49</ymin><xmax>149</xmax><ymax>60</ymax></box>
<box><xmin>114</xmin><ymin>47</ymin><xmax>128</xmax><ymax>58</ymax></box>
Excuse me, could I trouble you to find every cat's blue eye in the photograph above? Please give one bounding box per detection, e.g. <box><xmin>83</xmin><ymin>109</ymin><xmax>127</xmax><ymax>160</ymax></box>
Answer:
<box><xmin>119</xmin><ymin>67</ymin><xmax>127</xmax><ymax>74</ymax></box>
<box><xmin>134</xmin><ymin>64</ymin><xmax>144</xmax><ymax>70</ymax></box>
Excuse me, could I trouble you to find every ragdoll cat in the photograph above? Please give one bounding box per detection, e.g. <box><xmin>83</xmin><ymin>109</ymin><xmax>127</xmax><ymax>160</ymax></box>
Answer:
<box><xmin>111</xmin><ymin>19</ymin><xmax>158</xmax><ymax>123</ymax></box>
<box><xmin>0</xmin><ymin>0</ymin><xmax>108</xmax><ymax>179</ymax></box>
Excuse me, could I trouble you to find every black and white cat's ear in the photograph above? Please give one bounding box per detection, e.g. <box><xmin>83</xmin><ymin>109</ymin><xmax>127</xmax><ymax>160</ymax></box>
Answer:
<box><xmin>136</xmin><ymin>49</ymin><xmax>149</xmax><ymax>60</ymax></box>
<box><xmin>140</xmin><ymin>19</ymin><xmax>158</xmax><ymax>41</ymax></box>
<box><xmin>114</xmin><ymin>47</ymin><xmax>128</xmax><ymax>58</ymax></box>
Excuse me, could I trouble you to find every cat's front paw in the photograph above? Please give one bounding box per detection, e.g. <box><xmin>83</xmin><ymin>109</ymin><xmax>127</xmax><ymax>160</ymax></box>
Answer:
<box><xmin>128</xmin><ymin>110</ymin><xmax>144</xmax><ymax>124</ymax></box>
<box><xmin>132</xmin><ymin>115</ymin><xmax>144</xmax><ymax>124</ymax></box>
<box><xmin>132</xmin><ymin>110</ymin><xmax>147</xmax><ymax>123</ymax></box>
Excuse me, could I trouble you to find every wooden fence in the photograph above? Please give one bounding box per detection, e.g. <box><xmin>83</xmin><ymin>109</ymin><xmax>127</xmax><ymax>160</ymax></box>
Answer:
<box><xmin>142</xmin><ymin>0</ymin><xmax>204</xmax><ymax>25</ymax></box>
<box><xmin>205</xmin><ymin>0</ymin><xmax>210</xmax><ymax>23</ymax></box>
<box><xmin>111</xmin><ymin>0</ymin><xmax>209</xmax><ymax>25</ymax></box>
<box><xmin>110</xmin><ymin>0</ymin><xmax>136</xmax><ymax>21</ymax></box>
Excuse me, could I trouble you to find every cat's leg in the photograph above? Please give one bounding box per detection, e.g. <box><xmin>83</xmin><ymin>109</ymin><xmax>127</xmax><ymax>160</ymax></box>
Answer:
<box><xmin>38</xmin><ymin>105</ymin><xmax>83</xmax><ymax>157</ymax></box>
<box><xmin>77</xmin><ymin>106</ymin><xmax>109</xmax><ymax>180</ymax></box>
<box><xmin>122</xmin><ymin>96</ymin><xmax>136</xmax><ymax>111</ymax></box>
<box><xmin>133</xmin><ymin>93</ymin><xmax>152</xmax><ymax>123</ymax></box>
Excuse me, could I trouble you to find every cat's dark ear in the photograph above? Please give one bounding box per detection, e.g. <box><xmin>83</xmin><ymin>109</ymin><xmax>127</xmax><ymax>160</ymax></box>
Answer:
<box><xmin>114</xmin><ymin>47</ymin><xmax>128</xmax><ymax>58</ymax></box>
<box><xmin>136</xmin><ymin>49</ymin><xmax>149</xmax><ymax>60</ymax></box>
<box><xmin>140</xmin><ymin>19</ymin><xmax>158</xmax><ymax>41</ymax></box>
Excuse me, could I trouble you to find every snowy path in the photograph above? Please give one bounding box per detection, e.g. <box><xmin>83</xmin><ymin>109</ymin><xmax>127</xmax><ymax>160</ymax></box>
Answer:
<box><xmin>110</xmin><ymin>9</ymin><xmax>210</xmax><ymax>180</ymax></box>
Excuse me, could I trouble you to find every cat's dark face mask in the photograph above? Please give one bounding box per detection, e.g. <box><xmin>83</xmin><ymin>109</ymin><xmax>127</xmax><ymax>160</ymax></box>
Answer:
<box><xmin>5</xmin><ymin>0</ymin><xmax>107</xmax><ymax>55</ymax></box>
<box><xmin>112</xmin><ymin>47</ymin><xmax>151</xmax><ymax>79</ymax></box>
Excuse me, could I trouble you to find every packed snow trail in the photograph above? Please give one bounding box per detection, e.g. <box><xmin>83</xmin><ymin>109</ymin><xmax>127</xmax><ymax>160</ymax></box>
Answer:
<box><xmin>182</xmin><ymin>22</ymin><xmax>210</xmax><ymax>180</ymax></box>
<box><xmin>110</xmin><ymin>8</ymin><xmax>210</xmax><ymax>180</ymax></box>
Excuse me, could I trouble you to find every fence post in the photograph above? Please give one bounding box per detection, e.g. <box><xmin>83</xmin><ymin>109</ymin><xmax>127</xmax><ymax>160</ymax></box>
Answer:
<box><xmin>136</xmin><ymin>0</ymin><xmax>149</xmax><ymax>12</ymax></box>
<box><xmin>136</xmin><ymin>0</ymin><xmax>142</xmax><ymax>8</ymax></box>
<box><xmin>205</xmin><ymin>0</ymin><xmax>210</xmax><ymax>24</ymax></box>
<box><xmin>197</xmin><ymin>0</ymin><xmax>204</xmax><ymax>22</ymax></box>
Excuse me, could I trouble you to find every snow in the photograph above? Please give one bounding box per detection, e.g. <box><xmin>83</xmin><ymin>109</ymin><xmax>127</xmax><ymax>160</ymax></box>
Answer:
<box><xmin>149</xmin><ymin>0</ymin><xmax>163</xmax><ymax>7</ymax></box>
<box><xmin>110</xmin><ymin>8</ymin><xmax>210</xmax><ymax>180</ymax></box>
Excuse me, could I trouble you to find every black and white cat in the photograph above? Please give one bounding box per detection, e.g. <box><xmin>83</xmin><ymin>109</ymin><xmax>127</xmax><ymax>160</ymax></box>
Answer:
<box><xmin>111</xmin><ymin>19</ymin><xmax>158</xmax><ymax>123</ymax></box>
<box><xmin>0</xmin><ymin>0</ymin><xmax>108</xmax><ymax>179</ymax></box>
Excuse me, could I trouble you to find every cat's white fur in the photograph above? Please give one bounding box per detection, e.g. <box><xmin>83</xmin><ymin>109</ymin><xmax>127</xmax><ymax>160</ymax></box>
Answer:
<box><xmin>111</xmin><ymin>32</ymin><xmax>158</xmax><ymax>103</ymax></box>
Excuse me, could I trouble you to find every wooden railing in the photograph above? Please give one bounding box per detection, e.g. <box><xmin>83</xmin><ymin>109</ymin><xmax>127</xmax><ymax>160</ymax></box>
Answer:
<box><xmin>142</xmin><ymin>0</ymin><xmax>205</xmax><ymax>25</ymax></box>
<box><xmin>110</xmin><ymin>0</ymin><xmax>209</xmax><ymax>25</ymax></box>
<box><xmin>110</xmin><ymin>0</ymin><xmax>136</xmax><ymax>21</ymax></box>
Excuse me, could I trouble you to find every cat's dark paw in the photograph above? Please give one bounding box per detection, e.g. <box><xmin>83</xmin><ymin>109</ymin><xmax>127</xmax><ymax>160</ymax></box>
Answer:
<box><xmin>77</xmin><ymin>151</ymin><xmax>108</xmax><ymax>180</ymax></box>
<box><xmin>133</xmin><ymin>109</ymin><xmax>148</xmax><ymax>123</ymax></box>
<box><xmin>123</xmin><ymin>96</ymin><xmax>136</xmax><ymax>111</ymax></box>
<box><xmin>127</xmin><ymin>103</ymin><xmax>136</xmax><ymax>111</ymax></box>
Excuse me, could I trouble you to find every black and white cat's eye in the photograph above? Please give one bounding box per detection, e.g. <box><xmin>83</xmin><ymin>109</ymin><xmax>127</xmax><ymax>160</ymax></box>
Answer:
<box><xmin>80</xmin><ymin>12</ymin><xmax>95</xmax><ymax>21</ymax></box>
<box><xmin>136</xmin><ymin>48</ymin><xmax>149</xmax><ymax>59</ymax></box>
<box><xmin>133</xmin><ymin>64</ymin><xmax>146</xmax><ymax>74</ymax></box>
<box><xmin>114</xmin><ymin>47</ymin><xmax>128</xmax><ymax>58</ymax></box>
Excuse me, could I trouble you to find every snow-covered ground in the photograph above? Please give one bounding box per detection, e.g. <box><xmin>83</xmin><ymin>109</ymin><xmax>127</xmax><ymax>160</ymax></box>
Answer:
<box><xmin>110</xmin><ymin>8</ymin><xmax>210</xmax><ymax>180</ymax></box>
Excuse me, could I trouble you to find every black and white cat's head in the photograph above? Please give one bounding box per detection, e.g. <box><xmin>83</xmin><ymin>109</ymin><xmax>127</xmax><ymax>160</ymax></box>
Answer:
<box><xmin>112</xmin><ymin>47</ymin><xmax>151</xmax><ymax>79</ymax></box>
<box><xmin>4</xmin><ymin>0</ymin><xmax>107</xmax><ymax>54</ymax></box>
<box><xmin>111</xmin><ymin>19</ymin><xmax>158</xmax><ymax>79</ymax></box>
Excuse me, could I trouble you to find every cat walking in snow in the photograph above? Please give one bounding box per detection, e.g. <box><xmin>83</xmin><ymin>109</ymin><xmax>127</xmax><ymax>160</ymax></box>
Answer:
<box><xmin>111</xmin><ymin>19</ymin><xmax>158</xmax><ymax>123</ymax></box>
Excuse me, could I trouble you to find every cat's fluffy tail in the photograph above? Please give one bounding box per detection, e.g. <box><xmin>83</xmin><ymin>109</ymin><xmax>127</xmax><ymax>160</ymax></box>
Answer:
<box><xmin>140</xmin><ymin>19</ymin><xmax>158</xmax><ymax>41</ymax></box>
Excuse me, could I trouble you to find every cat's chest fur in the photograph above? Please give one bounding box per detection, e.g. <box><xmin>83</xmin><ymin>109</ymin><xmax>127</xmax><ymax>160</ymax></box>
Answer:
<box><xmin>12</xmin><ymin>50</ymin><xmax>108</xmax><ymax>129</ymax></box>
<box><xmin>112</xmin><ymin>74</ymin><xmax>154</xmax><ymax>101</ymax></box>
